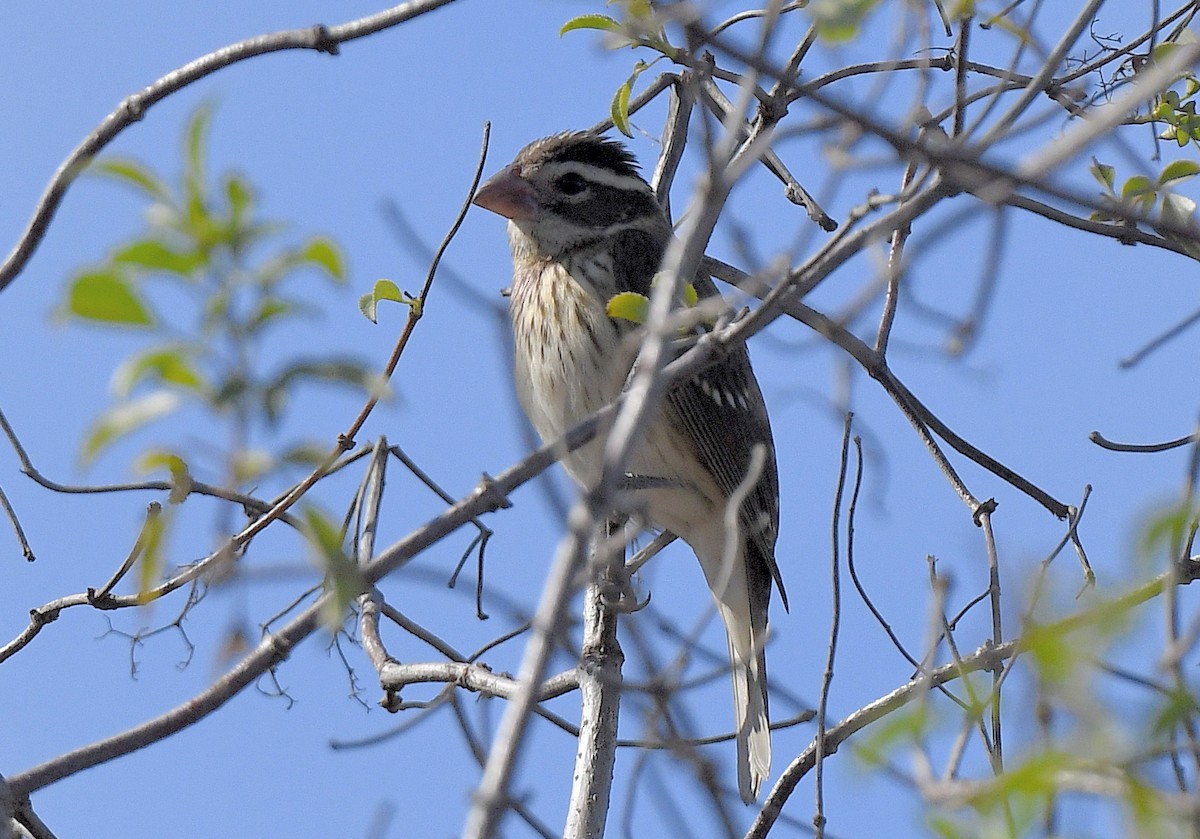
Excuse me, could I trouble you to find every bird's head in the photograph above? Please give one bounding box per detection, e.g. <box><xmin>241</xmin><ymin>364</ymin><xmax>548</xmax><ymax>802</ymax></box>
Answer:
<box><xmin>473</xmin><ymin>131</ymin><xmax>666</xmax><ymax>259</ymax></box>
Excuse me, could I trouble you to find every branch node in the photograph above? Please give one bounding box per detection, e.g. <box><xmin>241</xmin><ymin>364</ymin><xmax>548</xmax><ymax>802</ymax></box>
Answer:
<box><xmin>30</xmin><ymin>606</ymin><xmax>59</xmax><ymax>626</ymax></box>
<box><xmin>120</xmin><ymin>95</ymin><xmax>146</xmax><ymax>123</ymax></box>
<box><xmin>972</xmin><ymin>497</ymin><xmax>998</xmax><ymax>526</ymax></box>
<box><xmin>597</xmin><ymin>574</ymin><xmax>647</xmax><ymax>613</ymax></box>
<box><xmin>762</xmin><ymin>93</ymin><xmax>789</xmax><ymax>123</ymax></box>
<box><xmin>310</xmin><ymin>24</ymin><xmax>339</xmax><ymax>55</ymax></box>
<box><xmin>473</xmin><ymin>473</ymin><xmax>512</xmax><ymax>512</ymax></box>
<box><xmin>1176</xmin><ymin>553</ymin><xmax>1200</xmax><ymax>585</ymax></box>
<box><xmin>379</xmin><ymin>688</ymin><xmax>403</xmax><ymax>713</ymax></box>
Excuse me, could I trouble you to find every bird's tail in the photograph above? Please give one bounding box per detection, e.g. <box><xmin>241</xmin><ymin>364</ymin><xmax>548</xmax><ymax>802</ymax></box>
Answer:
<box><xmin>701</xmin><ymin>543</ymin><xmax>772</xmax><ymax>804</ymax></box>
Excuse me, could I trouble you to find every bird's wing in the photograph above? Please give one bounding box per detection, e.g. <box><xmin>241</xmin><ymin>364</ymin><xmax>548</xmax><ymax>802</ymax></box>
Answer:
<box><xmin>610</xmin><ymin>228</ymin><xmax>785</xmax><ymax>607</ymax></box>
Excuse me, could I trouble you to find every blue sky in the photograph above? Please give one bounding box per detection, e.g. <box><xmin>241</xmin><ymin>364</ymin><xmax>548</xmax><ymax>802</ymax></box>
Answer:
<box><xmin>1</xmin><ymin>2</ymin><xmax>1197</xmax><ymax>837</ymax></box>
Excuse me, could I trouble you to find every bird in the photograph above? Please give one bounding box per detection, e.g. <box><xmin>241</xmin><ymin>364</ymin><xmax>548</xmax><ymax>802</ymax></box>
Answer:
<box><xmin>472</xmin><ymin>131</ymin><xmax>785</xmax><ymax>803</ymax></box>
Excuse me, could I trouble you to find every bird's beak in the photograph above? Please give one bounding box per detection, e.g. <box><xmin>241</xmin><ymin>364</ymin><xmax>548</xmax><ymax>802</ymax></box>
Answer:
<box><xmin>472</xmin><ymin>166</ymin><xmax>538</xmax><ymax>221</ymax></box>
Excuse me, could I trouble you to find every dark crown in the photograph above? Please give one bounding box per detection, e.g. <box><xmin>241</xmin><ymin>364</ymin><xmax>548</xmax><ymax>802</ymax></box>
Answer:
<box><xmin>518</xmin><ymin>131</ymin><xmax>641</xmax><ymax>179</ymax></box>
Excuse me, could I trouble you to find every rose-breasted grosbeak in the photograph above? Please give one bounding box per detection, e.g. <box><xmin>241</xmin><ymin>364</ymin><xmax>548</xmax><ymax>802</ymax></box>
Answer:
<box><xmin>473</xmin><ymin>131</ymin><xmax>785</xmax><ymax>803</ymax></box>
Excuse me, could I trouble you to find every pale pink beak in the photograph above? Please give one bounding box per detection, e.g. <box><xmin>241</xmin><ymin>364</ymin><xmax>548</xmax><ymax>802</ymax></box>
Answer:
<box><xmin>472</xmin><ymin>165</ymin><xmax>538</xmax><ymax>221</ymax></box>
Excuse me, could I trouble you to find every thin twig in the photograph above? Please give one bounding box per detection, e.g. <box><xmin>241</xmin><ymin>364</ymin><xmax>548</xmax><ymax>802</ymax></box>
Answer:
<box><xmin>0</xmin><ymin>0</ymin><xmax>460</xmax><ymax>293</ymax></box>
<box><xmin>953</xmin><ymin>13</ymin><xmax>972</xmax><ymax>137</ymax></box>
<box><xmin>651</xmin><ymin>77</ymin><xmax>692</xmax><ymax>217</ymax></box>
<box><xmin>814</xmin><ymin>414</ymin><xmax>854</xmax><ymax>839</ymax></box>
<box><xmin>390</xmin><ymin>444</ymin><xmax>493</xmax><ymax>619</ymax></box>
<box><xmin>875</xmin><ymin>114</ymin><xmax>941</xmax><ymax>355</ymax></box>
<box><xmin>1119</xmin><ymin>306</ymin><xmax>1200</xmax><ymax>369</ymax></box>
<box><xmin>0</xmin><ymin>482</ymin><xmax>34</xmax><ymax>561</ymax></box>
<box><xmin>450</xmin><ymin>696</ymin><xmax>559</xmax><ymax>839</ymax></box>
<box><xmin>355</xmin><ymin>442</ymin><xmax>394</xmax><ymax>695</ymax></box>
<box><xmin>977</xmin><ymin>507</ymin><xmax>1005</xmax><ymax>774</ymax></box>
<box><xmin>227</xmin><ymin>123</ymin><xmax>492</xmax><ymax>551</ymax></box>
<box><xmin>89</xmin><ymin>501</ymin><xmax>163</xmax><ymax>602</ymax></box>
<box><xmin>977</xmin><ymin>0</ymin><xmax>1108</xmax><ymax>148</ymax></box>
<box><xmin>0</xmin><ymin>406</ymin><xmax>298</xmax><ymax>525</ymax></box>
<box><xmin>1090</xmin><ymin>430</ymin><xmax>1199</xmax><ymax>453</ymax></box>
<box><xmin>380</xmin><ymin>602</ymin><xmax>467</xmax><ymax>663</ymax></box>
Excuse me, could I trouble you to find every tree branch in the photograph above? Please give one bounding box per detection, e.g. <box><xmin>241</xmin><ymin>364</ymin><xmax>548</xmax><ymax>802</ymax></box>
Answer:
<box><xmin>0</xmin><ymin>0</ymin><xmax>460</xmax><ymax>294</ymax></box>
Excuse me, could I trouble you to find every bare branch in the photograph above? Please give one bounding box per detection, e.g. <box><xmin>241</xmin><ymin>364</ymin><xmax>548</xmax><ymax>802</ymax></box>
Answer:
<box><xmin>378</xmin><ymin>661</ymin><xmax>579</xmax><ymax>702</ymax></box>
<box><xmin>704</xmin><ymin>256</ymin><xmax>1071</xmax><ymax>519</ymax></box>
<box><xmin>814</xmin><ymin>414</ymin><xmax>854</xmax><ymax>838</ymax></box>
<box><xmin>564</xmin><ymin>536</ymin><xmax>625</xmax><ymax>839</ymax></box>
<box><xmin>0</xmin><ymin>0</ymin><xmax>461</xmax><ymax>294</ymax></box>
<box><xmin>977</xmin><ymin>0</ymin><xmax>1107</xmax><ymax>147</ymax></box>
<box><xmin>89</xmin><ymin>501</ymin><xmax>163</xmax><ymax>602</ymax></box>
<box><xmin>0</xmin><ymin>405</ymin><xmax>300</xmax><ymax>525</ymax></box>
<box><xmin>0</xmin><ymin>483</ymin><xmax>33</xmax><ymax>562</ymax></box>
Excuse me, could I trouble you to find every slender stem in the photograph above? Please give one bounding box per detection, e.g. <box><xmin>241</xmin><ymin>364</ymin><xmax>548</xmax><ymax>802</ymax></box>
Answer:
<box><xmin>814</xmin><ymin>414</ymin><xmax>853</xmax><ymax>838</ymax></box>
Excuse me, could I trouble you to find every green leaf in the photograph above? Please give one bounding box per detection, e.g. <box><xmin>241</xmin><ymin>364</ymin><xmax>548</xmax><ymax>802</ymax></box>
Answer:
<box><xmin>211</xmin><ymin>372</ymin><xmax>249</xmax><ymax>413</ymax></box>
<box><xmin>228</xmin><ymin>220</ymin><xmax>282</xmax><ymax>256</ymax></box>
<box><xmin>90</xmin><ymin>158</ymin><xmax>172</xmax><ymax>202</ymax></box>
<box><xmin>262</xmin><ymin>359</ymin><xmax>376</xmax><ymax>424</ymax></box>
<box><xmin>810</xmin><ymin>0</ymin><xmax>883</xmax><ymax>42</ymax></box>
<box><xmin>359</xmin><ymin>279</ymin><xmax>417</xmax><ymax>322</ymax></box>
<box><xmin>184</xmin><ymin>187</ymin><xmax>217</xmax><ymax>248</ymax></box>
<box><xmin>682</xmin><ymin>281</ymin><xmax>699</xmax><ymax>308</ymax></box>
<box><xmin>136</xmin><ymin>450</ymin><xmax>193</xmax><ymax>504</ymax></box>
<box><xmin>926</xmin><ymin>815</ymin><xmax>967</xmax><ymax>839</ymax></box>
<box><xmin>1140</xmin><ymin>502</ymin><xmax>1197</xmax><ymax>556</ymax></box>
<box><xmin>184</xmin><ymin>102</ymin><xmax>214</xmax><ymax>203</ymax></box>
<box><xmin>230</xmin><ymin>449</ymin><xmax>274</xmax><ymax>484</ymax></box>
<box><xmin>1151</xmin><ymin>688</ymin><xmax>1200</xmax><ymax>736</ymax></box>
<box><xmin>280</xmin><ymin>441</ymin><xmax>329</xmax><ymax>467</ymax></box>
<box><xmin>277</xmin><ymin>360</ymin><xmax>376</xmax><ymax>392</ymax></box>
<box><xmin>1159</xmin><ymin>159</ymin><xmax>1200</xmax><ymax>185</ymax></box>
<box><xmin>560</xmin><ymin>14</ymin><xmax>621</xmax><ymax>36</ymax></box>
<box><xmin>1021</xmin><ymin>623</ymin><xmax>1076</xmax><ymax>684</ymax></box>
<box><xmin>224</xmin><ymin>172</ymin><xmax>253</xmax><ymax>224</ymax></box>
<box><xmin>80</xmin><ymin>391</ymin><xmax>180</xmax><ymax>466</ymax></box>
<box><xmin>1121</xmin><ymin>174</ymin><xmax>1156</xmax><ymax>199</ymax></box>
<box><xmin>1153</xmin><ymin>42</ymin><xmax>1184</xmax><ymax>66</ymax></box>
<box><xmin>66</xmin><ymin>270</ymin><xmax>155</xmax><ymax>326</ymax></box>
<box><xmin>1089</xmin><ymin>157</ymin><xmax>1116</xmax><ymax>191</ymax></box>
<box><xmin>968</xmin><ymin>752</ymin><xmax>1073</xmax><ymax>813</ymax></box>
<box><xmin>112</xmin><ymin>346</ymin><xmax>205</xmax><ymax>397</ymax></box>
<box><xmin>855</xmin><ymin>706</ymin><xmax>930</xmax><ymax>767</ymax></box>
<box><xmin>249</xmin><ymin>297</ymin><xmax>305</xmax><ymax>331</ymax></box>
<box><xmin>611</xmin><ymin>78</ymin><xmax>635</xmax><ymax>138</ymax></box>
<box><xmin>607</xmin><ymin>291</ymin><xmax>650</xmax><ymax>323</ymax></box>
<box><xmin>301</xmin><ymin>506</ymin><xmax>361</xmax><ymax>631</ymax></box>
<box><xmin>112</xmin><ymin>239</ymin><xmax>203</xmax><ymax>277</ymax></box>
<box><xmin>135</xmin><ymin>502</ymin><xmax>168</xmax><ymax>604</ymax></box>
<box><xmin>304</xmin><ymin>506</ymin><xmax>346</xmax><ymax>561</ymax></box>
<box><xmin>300</xmin><ymin>236</ymin><xmax>346</xmax><ymax>282</ymax></box>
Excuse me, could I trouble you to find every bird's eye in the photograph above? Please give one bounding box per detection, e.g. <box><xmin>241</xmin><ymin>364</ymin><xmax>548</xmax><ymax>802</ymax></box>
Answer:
<box><xmin>554</xmin><ymin>173</ymin><xmax>588</xmax><ymax>196</ymax></box>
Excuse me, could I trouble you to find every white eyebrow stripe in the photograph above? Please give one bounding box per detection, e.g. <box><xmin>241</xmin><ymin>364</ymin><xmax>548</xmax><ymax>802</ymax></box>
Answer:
<box><xmin>542</xmin><ymin>161</ymin><xmax>651</xmax><ymax>193</ymax></box>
